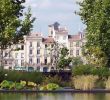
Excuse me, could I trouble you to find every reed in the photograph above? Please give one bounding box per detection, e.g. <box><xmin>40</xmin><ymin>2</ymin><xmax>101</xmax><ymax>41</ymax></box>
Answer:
<box><xmin>73</xmin><ymin>75</ymin><xmax>98</xmax><ymax>90</ymax></box>
<box><xmin>105</xmin><ymin>77</ymin><xmax>110</xmax><ymax>89</ymax></box>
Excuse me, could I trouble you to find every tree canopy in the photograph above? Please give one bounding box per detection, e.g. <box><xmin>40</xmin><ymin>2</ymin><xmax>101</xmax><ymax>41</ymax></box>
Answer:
<box><xmin>78</xmin><ymin>0</ymin><xmax>110</xmax><ymax>67</ymax></box>
<box><xmin>0</xmin><ymin>0</ymin><xmax>35</xmax><ymax>49</ymax></box>
<box><xmin>0</xmin><ymin>0</ymin><xmax>35</xmax><ymax>67</ymax></box>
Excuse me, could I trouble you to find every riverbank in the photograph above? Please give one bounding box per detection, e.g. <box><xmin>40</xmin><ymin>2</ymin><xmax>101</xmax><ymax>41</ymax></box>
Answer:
<box><xmin>0</xmin><ymin>89</ymin><xmax>110</xmax><ymax>93</ymax></box>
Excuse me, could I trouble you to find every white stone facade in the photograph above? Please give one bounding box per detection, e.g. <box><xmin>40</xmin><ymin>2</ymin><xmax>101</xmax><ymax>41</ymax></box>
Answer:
<box><xmin>1</xmin><ymin>22</ymin><xmax>85</xmax><ymax>72</ymax></box>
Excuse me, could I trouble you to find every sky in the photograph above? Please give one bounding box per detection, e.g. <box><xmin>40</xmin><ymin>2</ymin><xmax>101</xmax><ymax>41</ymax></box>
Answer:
<box><xmin>24</xmin><ymin>0</ymin><xmax>86</xmax><ymax>36</ymax></box>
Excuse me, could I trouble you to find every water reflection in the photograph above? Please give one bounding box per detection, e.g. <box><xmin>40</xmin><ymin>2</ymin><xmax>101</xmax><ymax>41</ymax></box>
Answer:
<box><xmin>0</xmin><ymin>93</ymin><xmax>110</xmax><ymax>100</ymax></box>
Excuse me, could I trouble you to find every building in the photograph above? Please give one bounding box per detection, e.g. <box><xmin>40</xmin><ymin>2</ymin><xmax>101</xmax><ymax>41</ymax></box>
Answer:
<box><xmin>2</xmin><ymin>22</ymin><xmax>85</xmax><ymax>72</ymax></box>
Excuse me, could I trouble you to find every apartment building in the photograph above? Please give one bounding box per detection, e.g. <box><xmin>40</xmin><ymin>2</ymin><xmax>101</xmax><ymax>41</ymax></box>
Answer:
<box><xmin>2</xmin><ymin>22</ymin><xmax>85</xmax><ymax>72</ymax></box>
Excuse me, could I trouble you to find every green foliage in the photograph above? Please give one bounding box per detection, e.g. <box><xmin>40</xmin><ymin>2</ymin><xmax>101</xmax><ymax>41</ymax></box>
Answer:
<box><xmin>60</xmin><ymin>47</ymin><xmax>69</xmax><ymax>58</ymax></box>
<box><xmin>78</xmin><ymin>0</ymin><xmax>110</xmax><ymax>67</ymax></box>
<box><xmin>0</xmin><ymin>0</ymin><xmax>35</xmax><ymax>67</ymax></box>
<box><xmin>0</xmin><ymin>80</ymin><xmax>10</xmax><ymax>89</ymax></box>
<box><xmin>46</xmin><ymin>83</ymin><xmax>59</xmax><ymax>90</ymax></box>
<box><xmin>72</xmin><ymin>57</ymin><xmax>83</xmax><ymax>67</ymax></box>
<box><xmin>15</xmin><ymin>82</ymin><xmax>24</xmax><ymax>90</ymax></box>
<box><xmin>0</xmin><ymin>70</ymin><xmax>43</xmax><ymax>84</ymax></box>
<box><xmin>20</xmin><ymin>80</ymin><xmax>26</xmax><ymax>87</ymax></box>
<box><xmin>72</xmin><ymin>64</ymin><xmax>93</xmax><ymax>76</ymax></box>
<box><xmin>57</xmin><ymin>47</ymin><xmax>72</xmax><ymax>69</ymax></box>
<box><xmin>72</xmin><ymin>64</ymin><xmax>110</xmax><ymax>77</ymax></box>
<box><xmin>40</xmin><ymin>83</ymin><xmax>60</xmax><ymax>91</ymax></box>
<box><xmin>44</xmin><ymin>75</ymin><xmax>62</xmax><ymax>85</ymax></box>
<box><xmin>57</xmin><ymin>57</ymin><xmax>72</xmax><ymax>69</ymax></box>
<box><xmin>92</xmin><ymin>67</ymin><xmax>110</xmax><ymax>78</ymax></box>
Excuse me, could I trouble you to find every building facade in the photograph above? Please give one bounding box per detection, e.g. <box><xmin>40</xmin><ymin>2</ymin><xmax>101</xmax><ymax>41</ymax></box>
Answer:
<box><xmin>2</xmin><ymin>22</ymin><xmax>85</xmax><ymax>72</ymax></box>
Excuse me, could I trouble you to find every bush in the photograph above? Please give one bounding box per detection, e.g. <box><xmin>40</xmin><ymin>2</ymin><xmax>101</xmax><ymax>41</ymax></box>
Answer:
<box><xmin>0</xmin><ymin>80</ymin><xmax>10</xmax><ymax>89</ymax></box>
<box><xmin>2</xmin><ymin>71</ymin><xmax>44</xmax><ymax>84</ymax></box>
<box><xmin>72</xmin><ymin>75</ymin><xmax>99</xmax><ymax>90</ymax></box>
<box><xmin>43</xmin><ymin>75</ymin><xmax>62</xmax><ymax>85</ymax></box>
<box><xmin>40</xmin><ymin>83</ymin><xmax>60</xmax><ymax>91</ymax></box>
<box><xmin>72</xmin><ymin>65</ymin><xmax>110</xmax><ymax>78</ymax></box>
<box><xmin>91</xmin><ymin>67</ymin><xmax>110</xmax><ymax>78</ymax></box>
<box><xmin>72</xmin><ymin>64</ymin><xmax>93</xmax><ymax>76</ymax></box>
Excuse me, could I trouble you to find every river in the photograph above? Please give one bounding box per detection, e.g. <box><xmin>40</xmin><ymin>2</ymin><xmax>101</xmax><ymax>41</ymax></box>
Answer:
<box><xmin>0</xmin><ymin>93</ymin><xmax>110</xmax><ymax>100</ymax></box>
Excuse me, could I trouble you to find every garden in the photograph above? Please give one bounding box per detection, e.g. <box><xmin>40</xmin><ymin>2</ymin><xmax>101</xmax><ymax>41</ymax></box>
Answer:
<box><xmin>1</xmin><ymin>65</ymin><xmax>110</xmax><ymax>91</ymax></box>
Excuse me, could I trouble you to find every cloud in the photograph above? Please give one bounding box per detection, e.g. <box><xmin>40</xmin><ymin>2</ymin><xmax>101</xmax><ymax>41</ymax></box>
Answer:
<box><xmin>23</xmin><ymin>0</ymin><xmax>85</xmax><ymax>35</ymax></box>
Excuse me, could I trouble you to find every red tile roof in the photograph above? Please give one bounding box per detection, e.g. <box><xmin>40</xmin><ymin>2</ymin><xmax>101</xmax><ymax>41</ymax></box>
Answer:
<box><xmin>43</xmin><ymin>36</ymin><xmax>55</xmax><ymax>44</ymax></box>
<box><xmin>68</xmin><ymin>34</ymin><xmax>81</xmax><ymax>41</ymax></box>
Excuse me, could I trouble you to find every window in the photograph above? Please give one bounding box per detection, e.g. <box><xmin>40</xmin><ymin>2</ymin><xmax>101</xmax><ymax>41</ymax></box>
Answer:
<box><xmin>70</xmin><ymin>42</ymin><xmax>73</xmax><ymax>47</ymax></box>
<box><xmin>9</xmin><ymin>53</ymin><xmax>12</xmax><ymax>57</ymax></box>
<box><xmin>4</xmin><ymin>52</ymin><xmax>8</xmax><ymax>57</ymax></box>
<box><xmin>70</xmin><ymin>50</ymin><xmax>73</xmax><ymax>55</ymax></box>
<box><xmin>30</xmin><ymin>42</ymin><xmax>32</xmax><ymax>47</ymax></box>
<box><xmin>37</xmin><ymin>42</ymin><xmax>40</xmax><ymax>47</ymax></box>
<box><xmin>76</xmin><ymin>50</ymin><xmax>79</xmax><ymax>56</ymax></box>
<box><xmin>51</xmin><ymin>44</ymin><xmax>54</xmax><ymax>48</ymax></box>
<box><xmin>36</xmin><ymin>66</ymin><xmax>40</xmax><ymax>71</ymax></box>
<box><xmin>29</xmin><ymin>58</ymin><xmax>32</xmax><ymax>64</ymax></box>
<box><xmin>16</xmin><ymin>45</ymin><xmax>18</xmax><ymax>49</ymax></box>
<box><xmin>51</xmin><ymin>31</ymin><xmax>53</xmax><ymax>35</ymax></box>
<box><xmin>29</xmin><ymin>49</ymin><xmax>32</xmax><ymax>55</ymax></box>
<box><xmin>15</xmin><ymin>60</ymin><xmax>18</xmax><ymax>65</ymax></box>
<box><xmin>21</xmin><ymin>60</ymin><xmax>24</xmax><ymax>66</ymax></box>
<box><xmin>15</xmin><ymin>53</ymin><xmax>18</xmax><ymax>58</ymax></box>
<box><xmin>37</xmin><ymin>50</ymin><xmax>40</xmax><ymax>55</ymax></box>
<box><xmin>63</xmin><ymin>36</ymin><xmax>66</xmax><ymax>40</ymax></box>
<box><xmin>21</xmin><ymin>45</ymin><xmax>24</xmax><ymax>50</ymax></box>
<box><xmin>44</xmin><ymin>58</ymin><xmax>47</xmax><ymax>65</ymax></box>
<box><xmin>76</xmin><ymin>41</ymin><xmax>80</xmax><ymax>47</ymax></box>
<box><xmin>21</xmin><ymin>53</ymin><xmax>24</xmax><ymax>58</ymax></box>
<box><xmin>45</xmin><ymin>44</ymin><xmax>47</xmax><ymax>48</ymax></box>
<box><xmin>57</xmin><ymin>36</ymin><xmax>59</xmax><ymax>40</ymax></box>
<box><xmin>5</xmin><ymin>61</ymin><xmax>8</xmax><ymax>64</ymax></box>
<box><xmin>37</xmin><ymin>58</ymin><xmax>40</xmax><ymax>64</ymax></box>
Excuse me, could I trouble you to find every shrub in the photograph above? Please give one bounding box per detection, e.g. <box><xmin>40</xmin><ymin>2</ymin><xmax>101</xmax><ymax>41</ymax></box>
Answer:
<box><xmin>0</xmin><ymin>80</ymin><xmax>10</xmax><ymax>89</ymax></box>
<box><xmin>47</xmin><ymin>83</ymin><xmax>59</xmax><ymax>90</ymax></box>
<box><xmin>72</xmin><ymin>64</ymin><xmax>93</xmax><ymax>76</ymax></box>
<box><xmin>27</xmin><ymin>81</ymin><xmax>37</xmax><ymax>87</ymax></box>
<box><xmin>40</xmin><ymin>83</ymin><xmax>60</xmax><ymax>91</ymax></box>
<box><xmin>15</xmin><ymin>82</ymin><xmax>24</xmax><ymax>90</ymax></box>
<box><xmin>72</xmin><ymin>75</ymin><xmax>99</xmax><ymax>90</ymax></box>
<box><xmin>43</xmin><ymin>75</ymin><xmax>62</xmax><ymax>85</ymax></box>
<box><xmin>91</xmin><ymin>67</ymin><xmax>110</xmax><ymax>78</ymax></box>
<box><xmin>3</xmin><ymin>71</ymin><xmax>44</xmax><ymax>84</ymax></box>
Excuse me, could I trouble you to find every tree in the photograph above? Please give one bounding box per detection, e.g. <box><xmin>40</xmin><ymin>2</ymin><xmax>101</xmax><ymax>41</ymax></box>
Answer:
<box><xmin>78</xmin><ymin>0</ymin><xmax>110</xmax><ymax>67</ymax></box>
<box><xmin>48</xmin><ymin>42</ymin><xmax>61</xmax><ymax>69</ymax></box>
<box><xmin>57</xmin><ymin>47</ymin><xmax>72</xmax><ymax>70</ymax></box>
<box><xmin>72</xmin><ymin>57</ymin><xmax>83</xmax><ymax>67</ymax></box>
<box><xmin>0</xmin><ymin>0</ymin><xmax>35</xmax><ymax>67</ymax></box>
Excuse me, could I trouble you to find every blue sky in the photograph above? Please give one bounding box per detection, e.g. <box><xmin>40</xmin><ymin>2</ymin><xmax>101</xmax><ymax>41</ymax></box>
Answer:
<box><xmin>24</xmin><ymin>0</ymin><xmax>85</xmax><ymax>36</ymax></box>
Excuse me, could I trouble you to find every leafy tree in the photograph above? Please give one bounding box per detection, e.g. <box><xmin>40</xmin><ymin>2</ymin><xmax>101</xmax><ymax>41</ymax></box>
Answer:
<box><xmin>57</xmin><ymin>47</ymin><xmax>72</xmax><ymax>70</ymax></box>
<box><xmin>72</xmin><ymin>57</ymin><xmax>83</xmax><ymax>67</ymax></box>
<box><xmin>0</xmin><ymin>0</ymin><xmax>35</xmax><ymax>67</ymax></box>
<box><xmin>78</xmin><ymin>0</ymin><xmax>110</xmax><ymax>67</ymax></box>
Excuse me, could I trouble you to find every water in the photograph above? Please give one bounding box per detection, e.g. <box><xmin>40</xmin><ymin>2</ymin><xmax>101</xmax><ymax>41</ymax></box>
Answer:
<box><xmin>0</xmin><ymin>93</ymin><xmax>110</xmax><ymax>100</ymax></box>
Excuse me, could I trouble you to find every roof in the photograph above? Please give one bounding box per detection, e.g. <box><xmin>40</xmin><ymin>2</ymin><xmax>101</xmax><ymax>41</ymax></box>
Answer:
<box><xmin>43</xmin><ymin>36</ymin><xmax>55</xmax><ymax>44</ymax></box>
<box><xmin>68</xmin><ymin>34</ymin><xmax>81</xmax><ymax>41</ymax></box>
